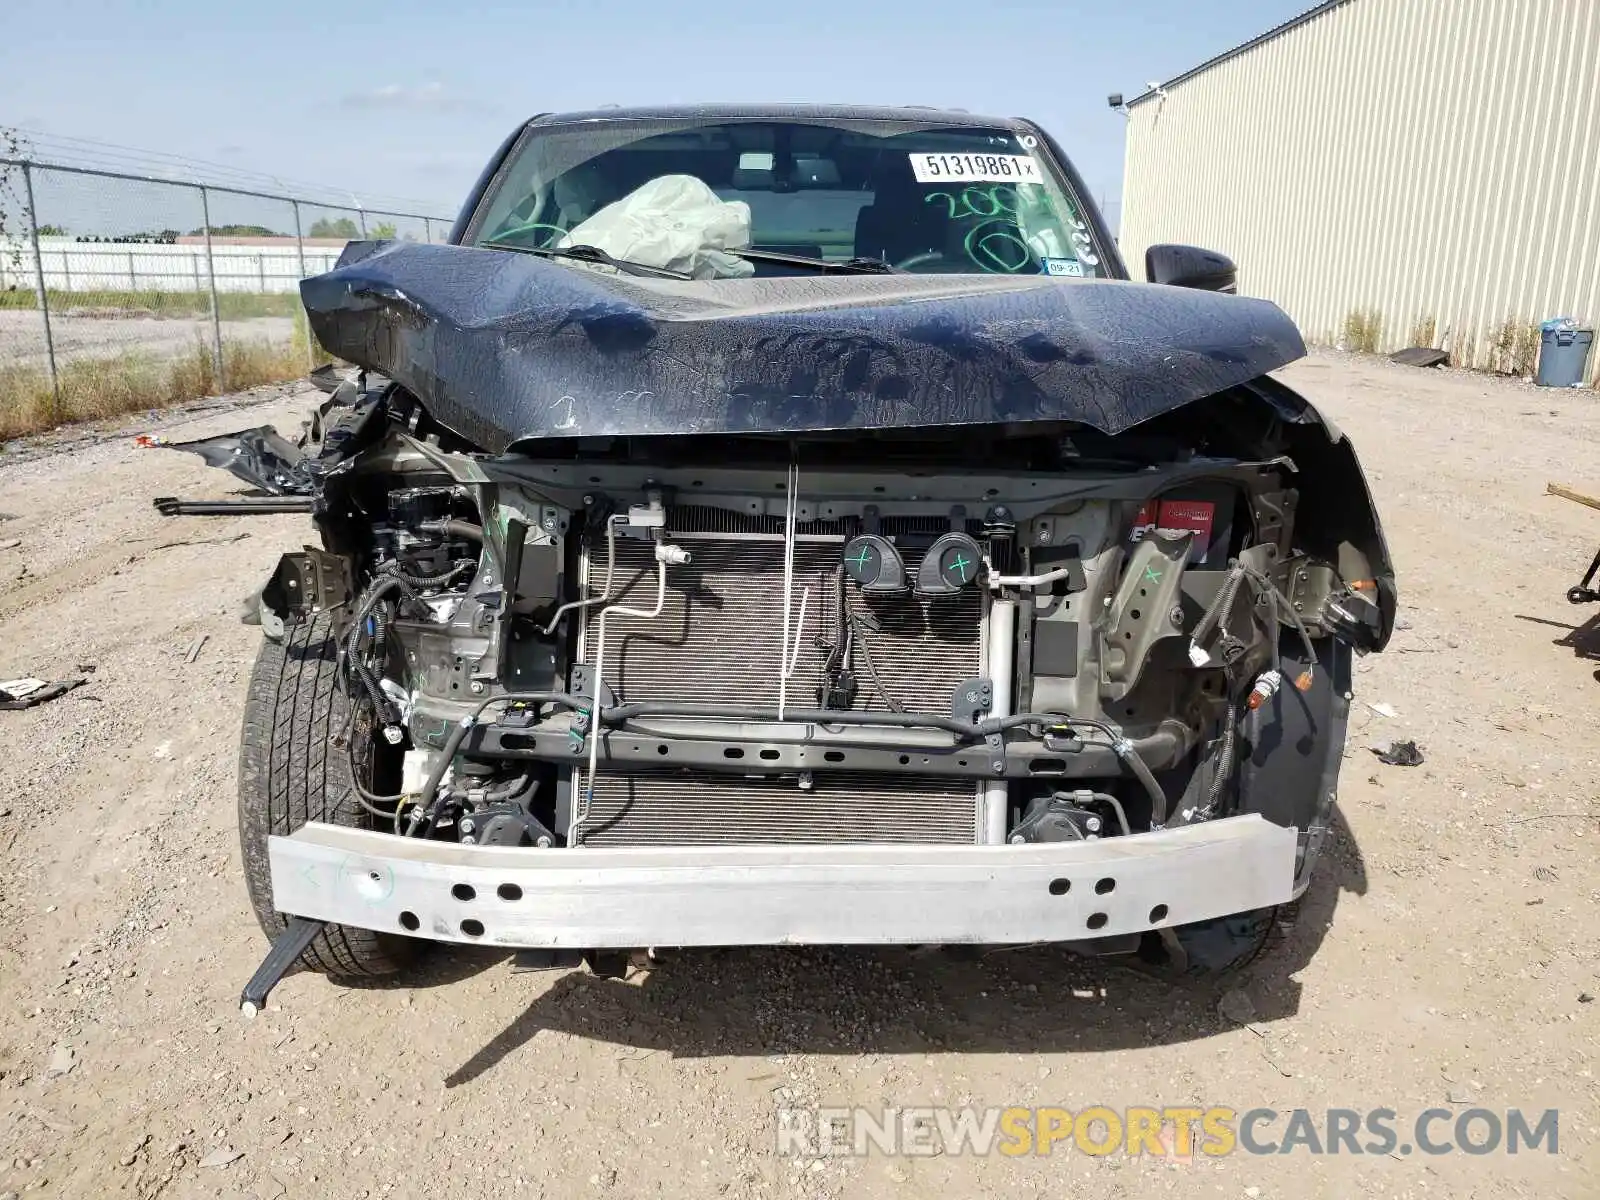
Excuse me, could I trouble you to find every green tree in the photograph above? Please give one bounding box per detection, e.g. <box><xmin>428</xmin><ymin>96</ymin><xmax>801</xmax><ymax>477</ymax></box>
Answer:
<box><xmin>370</xmin><ymin>220</ymin><xmax>398</xmax><ymax>238</ymax></box>
<box><xmin>308</xmin><ymin>217</ymin><xmax>360</xmax><ymax>239</ymax></box>
<box><xmin>185</xmin><ymin>223</ymin><xmax>286</xmax><ymax>238</ymax></box>
<box><xmin>36</xmin><ymin>223</ymin><xmax>68</xmax><ymax>236</ymax></box>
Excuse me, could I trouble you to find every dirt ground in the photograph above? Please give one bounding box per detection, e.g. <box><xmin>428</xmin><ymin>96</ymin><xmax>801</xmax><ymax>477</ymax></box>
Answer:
<box><xmin>0</xmin><ymin>351</ymin><xmax>1596</xmax><ymax>1200</ymax></box>
<box><xmin>0</xmin><ymin>310</ymin><xmax>296</xmax><ymax>370</ymax></box>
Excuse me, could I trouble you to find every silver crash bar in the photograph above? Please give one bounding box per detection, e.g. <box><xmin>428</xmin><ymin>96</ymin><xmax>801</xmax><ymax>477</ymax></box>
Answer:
<box><xmin>266</xmin><ymin>816</ymin><xmax>1299</xmax><ymax>949</ymax></box>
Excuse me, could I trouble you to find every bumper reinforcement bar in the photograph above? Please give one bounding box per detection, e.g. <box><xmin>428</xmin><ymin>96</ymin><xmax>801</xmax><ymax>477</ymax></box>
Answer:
<box><xmin>265</xmin><ymin>815</ymin><xmax>1298</xmax><ymax>950</ymax></box>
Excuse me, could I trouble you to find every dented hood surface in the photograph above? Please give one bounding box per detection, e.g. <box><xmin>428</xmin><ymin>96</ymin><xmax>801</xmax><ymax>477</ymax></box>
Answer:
<box><xmin>301</xmin><ymin>241</ymin><xmax>1306</xmax><ymax>454</ymax></box>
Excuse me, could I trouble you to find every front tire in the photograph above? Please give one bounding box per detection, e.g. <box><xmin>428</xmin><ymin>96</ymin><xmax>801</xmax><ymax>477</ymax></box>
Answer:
<box><xmin>237</xmin><ymin>614</ymin><xmax>421</xmax><ymax>979</ymax></box>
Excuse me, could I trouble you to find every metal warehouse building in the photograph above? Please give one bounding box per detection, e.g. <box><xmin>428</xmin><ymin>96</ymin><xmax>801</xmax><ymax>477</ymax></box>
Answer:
<box><xmin>1118</xmin><ymin>0</ymin><xmax>1600</xmax><ymax>383</ymax></box>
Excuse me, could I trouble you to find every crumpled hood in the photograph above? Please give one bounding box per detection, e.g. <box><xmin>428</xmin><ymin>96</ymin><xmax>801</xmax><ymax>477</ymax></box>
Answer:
<box><xmin>301</xmin><ymin>240</ymin><xmax>1306</xmax><ymax>453</ymax></box>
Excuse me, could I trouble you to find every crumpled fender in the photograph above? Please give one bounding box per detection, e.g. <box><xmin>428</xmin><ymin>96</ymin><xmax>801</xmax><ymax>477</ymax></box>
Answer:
<box><xmin>1243</xmin><ymin>374</ymin><xmax>1397</xmax><ymax>650</ymax></box>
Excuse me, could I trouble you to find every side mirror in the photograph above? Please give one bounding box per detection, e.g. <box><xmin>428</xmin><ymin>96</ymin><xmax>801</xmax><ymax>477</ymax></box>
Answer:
<box><xmin>1145</xmin><ymin>244</ymin><xmax>1237</xmax><ymax>293</ymax></box>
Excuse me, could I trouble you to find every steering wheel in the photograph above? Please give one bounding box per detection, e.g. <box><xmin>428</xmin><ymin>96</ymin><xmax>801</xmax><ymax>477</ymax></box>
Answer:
<box><xmin>485</xmin><ymin>220</ymin><xmax>567</xmax><ymax>247</ymax></box>
<box><xmin>893</xmin><ymin>250</ymin><xmax>948</xmax><ymax>272</ymax></box>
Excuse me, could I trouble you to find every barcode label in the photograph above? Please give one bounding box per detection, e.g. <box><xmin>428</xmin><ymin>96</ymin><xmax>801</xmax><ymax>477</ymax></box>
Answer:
<box><xmin>908</xmin><ymin>153</ymin><xmax>1042</xmax><ymax>184</ymax></box>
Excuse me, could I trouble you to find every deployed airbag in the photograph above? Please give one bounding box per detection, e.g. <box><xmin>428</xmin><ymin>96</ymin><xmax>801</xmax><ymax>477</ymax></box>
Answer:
<box><xmin>560</xmin><ymin>174</ymin><xmax>754</xmax><ymax>280</ymax></box>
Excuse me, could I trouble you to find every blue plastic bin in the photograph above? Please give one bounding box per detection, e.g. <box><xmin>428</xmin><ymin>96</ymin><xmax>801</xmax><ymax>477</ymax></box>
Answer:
<box><xmin>1536</xmin><ymin>322</ymin><xmax>1593</xmax><ymax>388</ymax></box>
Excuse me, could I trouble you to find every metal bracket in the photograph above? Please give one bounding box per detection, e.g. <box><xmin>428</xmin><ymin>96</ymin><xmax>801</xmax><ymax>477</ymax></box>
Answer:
<box><xmin>154</xmin><ymin>495</ymin><xmax>315</xmax><ymax>517</ymax></box>
<box><xmin>567</xmin><ymin>664</ymin><xmax>616</xmax><ymax>710</ymax></box>
<box><xmin>1100</xmin><ymin>532</ymin><xmax>1193</xmax><ymax>701</ymax></box>
<box><xmin>951</xmin><ymin>677</ymin><xmax>994</xmax><ymax>725</ymax></box>
<box><xmin>1283</xmin><ymin>555</ymin><xmax>1337</xmax><ymax>626</ymax></box>
<box><xmin>239</xmin><ymin>917</ymin><xmax>327</xmax><ymax>1017</ymax></box>
<box><xmin>472</xmin><ymin>805</ymin><xmax>556</xmax><ymax>849</ymax></box>
<box><xmin>261</xmin><ymin>548</ymin><xmax>352</xmax><ymax>626</ymax></box>
<box><xmin>985</xmin><ymin>732</ymin><xmax>1005</xmax><ymax>775</ymax></box>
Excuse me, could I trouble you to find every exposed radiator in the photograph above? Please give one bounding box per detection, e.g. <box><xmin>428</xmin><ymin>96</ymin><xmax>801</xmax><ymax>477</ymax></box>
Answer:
<box><xmin>575</xmin><ymin>508</ymin><xmax>984</xmax><ymax>846</ymax></box>
<box><xmin>578</xmin><ymin>771</ymin><xmax>980</xmax><ymax>846</ymax></box>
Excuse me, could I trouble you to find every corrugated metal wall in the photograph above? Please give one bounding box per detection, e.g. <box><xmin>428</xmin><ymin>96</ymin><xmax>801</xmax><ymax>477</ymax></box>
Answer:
<box><xmin>1120</xmin><ymin>0</ymin><xmax>1600</xmax><ymax>382</ymax></box>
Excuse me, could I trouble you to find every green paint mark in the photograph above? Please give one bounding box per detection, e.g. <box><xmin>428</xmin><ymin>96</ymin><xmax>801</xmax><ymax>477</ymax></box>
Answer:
<box><xmin>301</xmin><ymin>863</ymin><xmax>319</xmax><ymax>890</ymax></box>
<box><xmin>1144</xmin><ymin>564</ymin><xmax>1163</xmax><ymax>584</ymax></box>
<box><xmin>947</xmin><ymin>552</ymin><xmax>973</xmax><ymax>581</ymax></box>
<box><xmin>963</xmin><ymin>222</ymin><xmax>1033</xmax><ymax>273</ymax></box>
<box><xmin>849</xmin><ymin>546</ymin><xmax>874</xmax><ymax>571</ymax></box>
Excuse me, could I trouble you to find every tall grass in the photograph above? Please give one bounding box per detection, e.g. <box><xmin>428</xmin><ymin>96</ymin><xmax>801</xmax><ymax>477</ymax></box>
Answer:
<box><xmin>1341</xmin><ymin>308</ymin><xmax>1384</xmax><ymax>355</ymax></box>
<box><xmin>0</xmin><ymin>330</ymin><xmax>323</xmax><ymax>441</ymax></box>
<box><xmin>1485</xmin><ymin>317</ymin><xmax>1541</xmax><ymax>377</ymax></box>
<box><xmin>0</xmin><ymin>288</ymin><xmax>300</xmax><ymax>321</ymax></box>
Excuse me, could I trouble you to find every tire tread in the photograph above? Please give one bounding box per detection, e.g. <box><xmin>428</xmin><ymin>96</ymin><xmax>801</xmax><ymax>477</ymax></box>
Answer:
<box><xmin>238</xmin><ymin>616</ymin><xmax>415</xmax><ymax>979</ymax></box>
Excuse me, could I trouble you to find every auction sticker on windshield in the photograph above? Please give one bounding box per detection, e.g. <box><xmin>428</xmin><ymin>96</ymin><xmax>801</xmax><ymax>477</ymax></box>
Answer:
<box><xmin>909</xmin><ymin>153</ymin><xmax>1042</xmax><ymax>183</ymax></box>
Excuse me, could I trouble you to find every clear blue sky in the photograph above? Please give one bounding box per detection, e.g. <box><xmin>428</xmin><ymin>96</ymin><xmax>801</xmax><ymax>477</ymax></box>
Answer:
<box><xmin>1</xmin><ymin>0</ymin><xmax>1307</xmax><ymax>222</ymax></box>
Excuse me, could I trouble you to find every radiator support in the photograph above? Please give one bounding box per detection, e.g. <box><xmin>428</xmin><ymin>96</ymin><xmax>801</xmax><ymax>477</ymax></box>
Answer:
<box><xmin>572</xmin><ymin>511</ymin><xmax>987</xmax><ymax>846</ymax></box>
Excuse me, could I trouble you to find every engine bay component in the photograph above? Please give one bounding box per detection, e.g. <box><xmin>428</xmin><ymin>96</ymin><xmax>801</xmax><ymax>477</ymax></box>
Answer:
<box><xmin>1010</xmin><ymin>790</ymin><xmax>1131</xmax><ymax>842</ymax></box>
<box><xmin>155</xmin><ymin>425</ymin><xmax>314</xmax><ymax>495</ymax></box>
<box><xmin>842</xmin><ymin>534</ymin><xmax>906</xmax><ymax>593</ymax></box>
<box><xmin>260</xmin><ymin>547</ymin><xmax>352</xmax><ymax>625</ymax></box>
<box><xmin>916</xmin><ymin>532</ymin><xmax>985</xmax><ymax>596</ymax></box>
<box><xmin>154</xmin><ymin>496</ymin><xmax>315</xmax><ymax>516</ymax></box>
<box><xmin>1100</xmin><ymin>530</ymin><xmax>1194</xmax><ymax>700</ymax></box>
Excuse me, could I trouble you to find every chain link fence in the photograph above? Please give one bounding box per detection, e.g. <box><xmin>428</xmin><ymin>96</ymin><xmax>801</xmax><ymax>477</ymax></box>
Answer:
<box><xmin>0</xmin><ymin>156</ymin><xmax>451</xmax><ymax>439</ymax></box>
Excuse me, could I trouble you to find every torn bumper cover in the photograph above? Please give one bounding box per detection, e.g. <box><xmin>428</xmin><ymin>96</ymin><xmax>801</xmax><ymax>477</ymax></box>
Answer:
<box><xmin>300</xmin><ymin>240</ymin><xmax>1307</xmax><ymax>452</ymax></box>
<box><xmin>267</xmin><ymin>815</ymin><xmax>1299</xmax><ymax>948</ymax></box>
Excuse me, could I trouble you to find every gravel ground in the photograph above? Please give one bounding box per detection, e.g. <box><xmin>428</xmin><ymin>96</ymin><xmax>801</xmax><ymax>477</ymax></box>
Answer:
<box><xmin>0</xmin><ymin>309</ymin><xmax>296</xmax><ymax>370</ymax></box>
<box><xmin>0</xmin><ymin>351</ymin><xmax>1596</xmax><ymax>1199</ymax></box>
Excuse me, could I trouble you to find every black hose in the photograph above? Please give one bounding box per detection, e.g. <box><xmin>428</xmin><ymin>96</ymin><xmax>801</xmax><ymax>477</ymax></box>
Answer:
<box><xmin>334</xmin><ymin>698</ymin><xmax>408</xmax><ymax>824</ymax></box>
<box><xmin>418</xmin><ymin>518</ymin><xmax>485</xmax><ymax>543</ymax></box>
<box><xmin>380</xmin><ymin>559</ymin><xmax>476</xmax><ymax>589</ymax></box>
<box><xmin>1098</xmin><ymin>791</ymin><xmax>1134</xmax><ymax>837</ymax></box>
<box><xmin>346</xmin><ymin>577</ymin><xmax>415</xmax><ymax>645</ymax></box>
<box><xmin>502</xmin><ymin>775</ymin><xmax>541</xmax><ymax>810</ymax></box>
<box><xmin>407</xmin><ymin>691</ymin><xmax>584</xmax><ymax>835</ymax></box>
<box><xmin>345</xmin><ymin>730</ymin><xmax>405</xmax><ymax>809</ymax></box>
<box><xmin>342</xmin><ymin>574</ymin><xmax>430</xmax><ymax>726</ymax></box>
<box><xmin>451</xmin><ymin>771</ymin><xmax>531</xmax><ymax>802</ymax></box>
<box><xmin>1113</xmin><ymin>739</ymin><xmax>1170</xmax><ymax>827</ymax></box>
<box><xmin>1040</xmin><ymin>715</ymin><xmax>1171</xmax><ymax>826</ymax></box>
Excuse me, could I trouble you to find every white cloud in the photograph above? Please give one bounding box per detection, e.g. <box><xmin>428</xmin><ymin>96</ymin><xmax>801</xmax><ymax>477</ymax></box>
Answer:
<box><xmin>339</xmin><ymin>82</ymin><xmax>486</xmax><ymax>114</ymax></box>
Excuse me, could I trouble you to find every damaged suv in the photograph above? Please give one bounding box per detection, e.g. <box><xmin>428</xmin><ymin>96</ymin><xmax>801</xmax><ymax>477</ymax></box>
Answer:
<box><xmin>202</xmin><ymin>106</ymin><xmax>1393</xmax><ymax>1009</ymax></box>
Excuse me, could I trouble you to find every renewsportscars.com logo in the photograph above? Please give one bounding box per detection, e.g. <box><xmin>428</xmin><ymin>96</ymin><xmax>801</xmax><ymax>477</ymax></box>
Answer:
<box><xmin>775</xmin><ymin>1106</ymin><xmax>1560</xmax><ymax>1159</ymax></box>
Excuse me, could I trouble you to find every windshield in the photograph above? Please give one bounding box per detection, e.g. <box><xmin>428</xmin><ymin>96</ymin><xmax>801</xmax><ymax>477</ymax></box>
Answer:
<box><xmin>465</xmin><ymin>117</ymin><xmax>1106</xmax><ymax>278</ymax></box>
